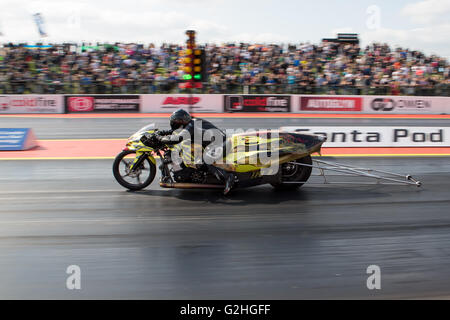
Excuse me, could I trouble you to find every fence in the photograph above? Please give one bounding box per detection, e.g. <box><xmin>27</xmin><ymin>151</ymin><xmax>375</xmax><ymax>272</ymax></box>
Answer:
<box><xmin>0</xmin><ymin>80</ymin><xmax>449</xmax><ymax>96</ymax></box>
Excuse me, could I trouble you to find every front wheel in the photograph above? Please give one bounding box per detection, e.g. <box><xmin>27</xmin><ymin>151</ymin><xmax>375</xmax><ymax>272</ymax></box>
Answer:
<box><xmin>113</xmin><ymin>150</ymin><xmax>156</xmax><ymax>191</ymax></box>
<box><xmin>271</xmin><ymin>155</ymin><xmax>312</xmax><ymax>190</ymax></box>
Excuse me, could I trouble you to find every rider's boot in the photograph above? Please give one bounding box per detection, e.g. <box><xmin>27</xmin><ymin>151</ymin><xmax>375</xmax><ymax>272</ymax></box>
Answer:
<box><xmin>223</xmin><ymin>173</ymin><xmax>235</xmax><ymax>195</ymax></box>
<box><xmin>208</xmin><ymin>165</ymin><xmax>235</xmax><ymax>195</ymax></box>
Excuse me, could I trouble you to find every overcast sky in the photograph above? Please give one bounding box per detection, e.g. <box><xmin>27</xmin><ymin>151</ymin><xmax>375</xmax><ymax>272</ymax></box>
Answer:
<box><xmin>0</xmin><ymin>0</ymin><xmax>449</xmax><ymax>59</ymax></box>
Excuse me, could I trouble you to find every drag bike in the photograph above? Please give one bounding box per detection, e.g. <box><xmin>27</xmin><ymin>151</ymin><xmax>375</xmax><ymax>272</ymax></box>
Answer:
<box><xmin>112</xmin><ymin>123</ymin><xmax>327</xmax><ymax>192</ymax></box>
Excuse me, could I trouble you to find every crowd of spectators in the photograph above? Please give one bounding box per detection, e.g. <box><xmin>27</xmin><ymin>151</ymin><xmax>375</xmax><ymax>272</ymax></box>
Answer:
<box><xmin>0</xmin><ymin>41</ymin><xmax>449</xmax><ymax>96</ymax></box>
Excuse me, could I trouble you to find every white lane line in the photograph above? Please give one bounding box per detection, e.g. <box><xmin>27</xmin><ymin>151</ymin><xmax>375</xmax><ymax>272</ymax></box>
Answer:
<box><xmin>0</xmin><ymin>189</ymin><xmax>121</xmax><ymax>195</ymax></box>
<box><xmin>0</xmin><ymin>189</ymin><xmax>166</xmax><ymax>201</ymax></box>
<box><xmin>0</xmin><ymin>195</ymin><xmax>124</xmax><ymax>201</ymax></box>
<box><xmin>0</xmin><ymin>216</ymin><xmax>223</xmax><ymax>224</ymax></box>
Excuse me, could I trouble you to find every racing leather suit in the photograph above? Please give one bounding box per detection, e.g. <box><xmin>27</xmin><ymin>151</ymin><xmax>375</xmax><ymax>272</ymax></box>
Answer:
<box><xmin>153</xmin><ymin>118</ymin><xmax>234</xmax><ymax>192</ymax></box>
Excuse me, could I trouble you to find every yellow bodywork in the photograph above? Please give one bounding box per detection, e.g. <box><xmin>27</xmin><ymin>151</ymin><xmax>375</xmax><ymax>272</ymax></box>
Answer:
<box><xmin>125</xmin><ymin>129</ymin><xmax>322</xmax><ymax>173</ymax></box>
<box><xmin>170</xmin><ymin>131</ymin><xmax>321</xmax><ymax>173</ymax></box>
<box><xmin>125</xmin><ymin>129</ymin><xmax>157</xmax><ymax>169</ymax></box>
<box><xmin>216</xmin><ymin>132</ymin><xmax>319</xmax><ymax>172</ymax></box>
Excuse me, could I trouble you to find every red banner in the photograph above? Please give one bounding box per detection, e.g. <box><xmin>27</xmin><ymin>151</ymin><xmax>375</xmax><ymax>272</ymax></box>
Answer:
<box><xmin>300</xmin><ymin>96</ymin><xmax>362</xmax><ymax>112</ymax></box>
<box><xmin>67</xmin><ymin>97</ymin><xmax>95</xmax><ymax>112</ymax></box>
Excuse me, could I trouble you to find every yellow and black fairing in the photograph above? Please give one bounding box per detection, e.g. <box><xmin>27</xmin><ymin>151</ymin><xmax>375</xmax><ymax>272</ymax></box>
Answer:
<box><xmin>122</xmin><ymin>124</ymin><xmax>324</xmax><ymax>189</ymax></box>
<box><xmin>166</xmin><ymin>129</ymin><xmax>324</xmax><ymax>189</ymax></box>
<box><xmin>124</xmin><ymin>125</ymin><xmax>158</xmax><ymax>170</ymax></box>
<box><xmin>212</xmin><ymin>130</ymin><xmax>324</xmax><ymax>173</ymax></box>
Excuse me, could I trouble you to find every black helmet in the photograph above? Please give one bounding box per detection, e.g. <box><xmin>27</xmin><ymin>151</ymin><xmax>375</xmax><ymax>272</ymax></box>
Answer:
<box><xmin>170</xmin><ymin>109</ymin><xmax>192</xmax><ymax>130</ymax></box>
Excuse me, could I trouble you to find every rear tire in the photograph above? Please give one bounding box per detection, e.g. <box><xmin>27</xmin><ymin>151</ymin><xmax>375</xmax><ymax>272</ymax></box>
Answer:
<box><xmin>271</xmin><ymin>155</ymin><xmax>312</xmax><ymax>190</ymax></box>
<box><xmin>113</xmin><ymin>150</ymin><xmax>156</xmax><ymax>191</ymax></box>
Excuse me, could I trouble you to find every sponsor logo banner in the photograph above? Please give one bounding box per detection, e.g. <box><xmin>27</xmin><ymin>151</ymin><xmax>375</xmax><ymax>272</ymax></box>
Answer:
<box><xmin>292</xmin><ymin>95</ymin><xmax>449</xmax><ymax>114</ymax></box>
<box><xmin>0</xmin><ymin>128</ymin><xmax>37</xmax><ymax>150</ymax></box>
<box><xmin>280</xmin><ymin>126</ymin><xmax>450</xmax><ymax>147</ymax></box>
<box><xmin>300</xmin><ymin>96</ymin><xmax>362</xmax><ymax>112</ymax></box>
<box><xmin>369</xmin><ymin>97</ymin><xmax>431</xmax><ymax>112</ymax></box>
<box><xmin>224</xmin><ymin>95</ymin><xmax>291</xmax><ymax>112</ymax></box>
<box><xmin>363</xmin><ymin>96</ymin><xmax>449</xmax><ymax>114</ymax></box>
<box><xmin>0</xmin><ymin>95</ymin><xmax>64</xmax><ymax>114</ymax></box>
<box><xmin>66</xmin><ymin>95</ymin><xmax>140</xmax><ymax>113</ymax></box>
<box><xmin>141</xmin><ymin>94</ymin><xmax>222</xmax><ymax>113</ymax></box>
<box><xmin>67</xmin><ymin>97</ymin><xmax>94</xmax><ymax>112</ymax></box>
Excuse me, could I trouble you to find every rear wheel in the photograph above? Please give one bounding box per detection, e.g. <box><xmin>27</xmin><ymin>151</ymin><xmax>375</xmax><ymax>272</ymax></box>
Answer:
<box><xmin>271</xmin><ymin>155</ymin><xmax>312</xmax><ymax>190</ymax></box>
<box><xmin>113</xmin><ymin>150</ymin><xmax>156</xmax><ymax>191</ymax></box>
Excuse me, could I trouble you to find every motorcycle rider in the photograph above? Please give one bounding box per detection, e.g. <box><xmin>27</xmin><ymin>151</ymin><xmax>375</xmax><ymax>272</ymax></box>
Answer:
<box><xmin>141</xmin><ymin>109</ymin><xmax>235</xmax><ymax>195</ymax></box>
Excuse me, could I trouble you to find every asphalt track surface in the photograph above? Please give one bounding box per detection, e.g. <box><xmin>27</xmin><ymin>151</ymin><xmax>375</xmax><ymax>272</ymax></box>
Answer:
<box><xmin>1</xmin><ymin>115</ymin><xmax>450</xmax><ymax>299</ymax></box>
<box><xmin>2</xmin><ymin>115</ymin><xmax>450</xmax><ymax>139</ymax></box>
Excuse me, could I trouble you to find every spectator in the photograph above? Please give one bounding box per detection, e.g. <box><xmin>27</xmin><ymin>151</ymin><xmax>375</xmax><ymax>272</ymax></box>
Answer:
<box><xmin>0</xmin><ymin>41</ymin><xmax>448</xmax><ymax>95</ymax></box>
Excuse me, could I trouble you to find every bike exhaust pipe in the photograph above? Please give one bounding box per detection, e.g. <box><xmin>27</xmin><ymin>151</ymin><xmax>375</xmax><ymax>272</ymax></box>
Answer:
<box><xmin>160</xmin><ymin>182</ymin><xmax>224</xmax><ymax>189</ymax></box>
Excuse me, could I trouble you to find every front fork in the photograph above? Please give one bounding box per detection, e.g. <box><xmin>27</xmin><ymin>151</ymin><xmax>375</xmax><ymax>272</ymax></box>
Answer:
<box><xmin>129</xmin><ymin>151</ymin><xmax>148</xmax><ymax>171</ymax></box>
<box><xmin>129</xmin><ymin>150</ymin><xmax>173</xmax><ymax>182</ymax></box>
<box><xmin>158</xmin><ymin>149</ymin><xmax>173</xmax><ymax>183</ymax></box>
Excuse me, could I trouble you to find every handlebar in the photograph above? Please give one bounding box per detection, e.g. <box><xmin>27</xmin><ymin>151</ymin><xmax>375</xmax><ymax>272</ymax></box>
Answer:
<box><xmin>140</xmin><ymin>132</ymin><xmax>164</xmax><ymax>149</ymax></box>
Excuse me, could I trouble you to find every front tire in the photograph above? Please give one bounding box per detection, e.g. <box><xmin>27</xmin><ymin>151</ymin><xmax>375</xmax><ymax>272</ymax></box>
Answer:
<box><xmin>271</xmin><ymin>155</ymin><xmax>312</xmax><ymax>190</ymax></box>
<box><xmin>113</xmin><ymin>150</ymin><xmax>156</xmax><ymax>191</ymax></box>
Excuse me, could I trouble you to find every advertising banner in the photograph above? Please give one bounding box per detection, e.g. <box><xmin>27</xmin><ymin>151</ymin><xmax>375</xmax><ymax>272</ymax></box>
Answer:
<box><xmin>0</xmin><ymin>128</ymin><xmax>38</xmax><ymax>151</ymax></box>
<box><xmin>224</xmin><ymin>95</ymin><xmax>291</xmax><ymax>112</ymax></box>
<box><xmin>141</xmin><ymin>94</ymin><xmax>222</xmax><ymax>113</ymax></box>
<box><xmin>280</xmin><ymin>126</ymin><xmax>450</xmax><ymax>147</ymax></box>
<box><xmin>363</xmin><ymin>96</ymin><xmax>449</xmax><ymax>114</ymax></box>
<box><xmin>0</xmin><ymin>95</ymin><xmax>64</xmax><ymax>114</ymax></box>
<box><xmin>299</xmin><ymin>96</ymin><xmax>362</xmax><ymax>112</ymax></box>
<box><xmin>65</xmin><ymin>95</ymin><xmax>140</xmax><ymax>113</ymax></box>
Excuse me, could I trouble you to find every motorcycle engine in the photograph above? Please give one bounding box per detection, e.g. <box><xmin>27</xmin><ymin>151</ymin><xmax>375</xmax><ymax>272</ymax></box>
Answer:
<box><xmin>173</xmin><ymin>167</ymin><xmax>206</xmax><ymax>183</ymax></box>
<box><xmin>190</xmin><ymin>171</ymin><xmax>207</xmax><ymax>184</ymax></box>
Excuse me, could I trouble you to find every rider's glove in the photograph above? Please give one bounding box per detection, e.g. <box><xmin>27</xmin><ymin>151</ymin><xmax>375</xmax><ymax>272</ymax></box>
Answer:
<box><xmin>157</xmin><ymin>129</ymin><xmax>173</xmax><ymax>136</ymax></box>
<box><xmin>140</xmin><ymin>134</ymin><xmax>150</xmax><ymax>146</ymax></box>
<box><xmin>141</xmin><ymin>133</ymin><xmax>158</xmax><ymax>147</ymax></box>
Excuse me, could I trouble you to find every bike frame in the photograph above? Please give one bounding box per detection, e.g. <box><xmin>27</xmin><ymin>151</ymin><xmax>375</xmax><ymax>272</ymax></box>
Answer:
<box><xmin>283</xmin><ymin>158</ymin><xmax>422</xmax><ymax>187</ymax></box>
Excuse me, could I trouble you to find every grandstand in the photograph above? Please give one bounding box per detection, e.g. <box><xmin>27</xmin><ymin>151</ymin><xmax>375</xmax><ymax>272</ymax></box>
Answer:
<box><xmin>0</xmin><ymin>39</ymin><xmax>448</xmax><ymax>96</ymax></box>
